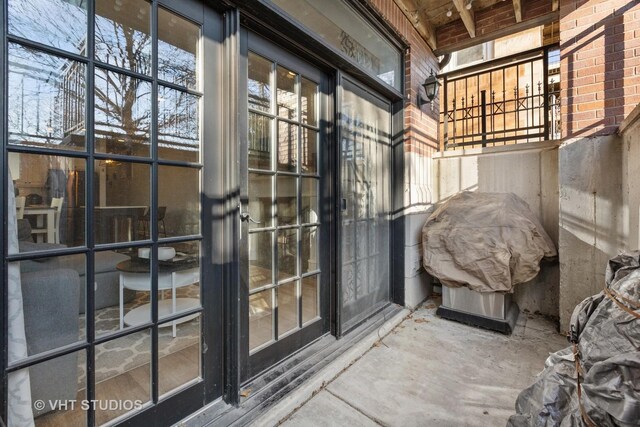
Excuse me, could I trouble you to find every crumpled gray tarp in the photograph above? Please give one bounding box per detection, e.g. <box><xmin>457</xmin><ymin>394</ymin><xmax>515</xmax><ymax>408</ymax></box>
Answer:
<box><xmin>422</xmin><ymin>192</ymin><xmax>557</xmax><ymax>292</ymax></box>
<box><xmin>508</xmin><ymin>251</ymin><xmax>640</xmax><ymax>427</ymax></box>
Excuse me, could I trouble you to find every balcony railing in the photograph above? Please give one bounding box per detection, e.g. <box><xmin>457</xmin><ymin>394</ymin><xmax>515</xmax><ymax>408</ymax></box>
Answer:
<box><xmin>439</xmin><ymin>44</ymin><xmax>560</xmax><ymax>150</ymax></box>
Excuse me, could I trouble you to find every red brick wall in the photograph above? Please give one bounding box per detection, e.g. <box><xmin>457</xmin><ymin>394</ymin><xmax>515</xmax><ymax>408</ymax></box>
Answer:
<box><xmin>560</xmin><ymin>0</ymin><xmax>640</xmax><ymax>138</ymax></box>
<box><xmin>366</xmin><ymin>0</ymin><xmax>440</xmax><ymax>155</ymax></box>
<box><xmin>436</xmin><ymin>0</ymin><xmax>552</xmax><ymax>53</ymax></box>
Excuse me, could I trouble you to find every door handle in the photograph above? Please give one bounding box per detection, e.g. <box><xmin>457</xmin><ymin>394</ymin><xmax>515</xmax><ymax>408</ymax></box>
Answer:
<box><xmin>240</xmin><ymin>212</ymin><xmax>261</xmax><ymax>224</ymax></box>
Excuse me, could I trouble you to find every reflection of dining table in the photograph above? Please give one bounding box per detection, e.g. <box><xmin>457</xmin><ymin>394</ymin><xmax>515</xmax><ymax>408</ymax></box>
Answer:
<box><xmin>24</xmin><ymin>205</ymin><xmax>56</xmax><ymax>243</ymax></box>
<box><xmin>82</xmin><ymin>206</ymin><xmax>147</xmax><ymax>244</ymax></box>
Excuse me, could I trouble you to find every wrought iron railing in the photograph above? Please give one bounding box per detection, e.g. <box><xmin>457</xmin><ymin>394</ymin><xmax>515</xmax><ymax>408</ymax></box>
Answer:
<box><xmin>439</xmin><ymin>44</ymin><xmax>560</xmax><ymax>150</ymax></box>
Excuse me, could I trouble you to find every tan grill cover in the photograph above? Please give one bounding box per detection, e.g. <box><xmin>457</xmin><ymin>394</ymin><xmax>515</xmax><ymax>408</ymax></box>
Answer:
<box><xmin>422</xmin><ymin>192</ymin><xmax>557</xmax><ymax>293</ymax></box>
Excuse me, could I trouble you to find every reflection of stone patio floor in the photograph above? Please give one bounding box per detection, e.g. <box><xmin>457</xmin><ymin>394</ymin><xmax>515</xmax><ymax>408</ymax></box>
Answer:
<box><xmin>267</xmin><ymin>297</ymin><xmax>566</xmax><ymax>427</ymax></box>
<box><xmin>77</xmin><ymin>284</ymin><xmax>200</xmax><ymax>386</ymax></box>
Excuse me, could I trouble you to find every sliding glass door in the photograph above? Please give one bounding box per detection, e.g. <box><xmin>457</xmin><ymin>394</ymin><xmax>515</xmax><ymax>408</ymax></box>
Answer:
<box><xmin>339</xmin><ymin>77</ymin><xmax>392</xmax><ymax>332</ymax></box>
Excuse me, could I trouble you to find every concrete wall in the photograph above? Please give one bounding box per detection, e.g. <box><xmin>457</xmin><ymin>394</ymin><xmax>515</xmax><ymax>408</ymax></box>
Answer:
<box><xmin>432</xmin><ymin>141</ymin><xmax>560</xmax><ymax>318</ymax></box>
<box><xmin>557</xmin><ymin>134</ymin><xmax>625</xmax><ymax>331</ymax></box>
<box><xmin>620</xmin><ymin>105</ymin><xmax>640</xmax><ymax>253</ymax></box>
<box><xmin>556</xmin><ymin>0</ymin><xmax>640</xmax><ymax>332</ymax></box>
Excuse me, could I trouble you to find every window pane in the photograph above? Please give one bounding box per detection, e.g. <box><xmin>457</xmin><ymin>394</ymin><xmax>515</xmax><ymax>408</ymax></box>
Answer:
<box><xmin>278</xmin><ymin>281</ymin><xmax>298</xmax><ymax>336</ymax></box>
<box><xmin>95</xmin><ymin>0</ymin><xmax>151</xmax><ymax>75</ymax></box>
<box><xmin>159</xmin><ymin>86</ymin><xmax>200</xmax><ymax>162</ymax></box>
<box><xmin>93</xmin><ymin>160</ymin><xmax>149</xmax><ymax>244</ymax></box>
<box><xmin>249</xmin><ymin>231</ymin><xmax>273</xmax><ymax>290</ymax></box>
<box><xmin>302</xmin><ymin>274</ymin><xmax>319</xmax><ymax>324</ymax></box>
<box><xmin>158</xmin><ymin>165</ymin><xmax>200</xmax><ymax>238</ymax></box>
<box><xmin>9</xmin><ymin>153</ymin><xmax>85</xmax><ymax>252</ymax></box>
<box><xmin>8</xmin><ymin>43</ymin><xmax>86</xmax><ymax>151</ymax></box>
<box><xmin>95</xmin><ymin>68</ymin><xmax>152</xmax><ymax>156</ymax></box>
<box><xmin>248</xmin><ymin>53</ymin><xmax>272</xmax><ymax>112</ymax></box>
<box><xmin>301</xmin><ymin>226</ymin><xmax>318</xmax><ymax>274</ymax></box>
<box><xmin>277</xmin><ymin>121</ymin><xmax>297</xmax><ymax>172</ymax></box>
<box><xmin>159</xmin><ymin>315</ymin><xmax>201</xmax><ymax>398</ymax></box>
<box><xmin>95</xmin><ymin>330</ymin><xmax>150</xmax><ymax>425</ymax></box>
<box><xmin>157</xmin><ymin>241</ymin><xmax>201</xmax><ymax>321</ymax></box>
<box><xmin>250</xmin><ymin>289</ymin><xmax>273</xmax><ymax>351</ymax></box>
<box><xmin>249</xmin><ymin>173</ymin><xmax>273</xmax><ymax>229</ymax></box>
<box><xmin>277</xmin><ymin>176</ymin><xmax>297</xmax><ymax>226</ymax></box>
<box><xmin>277</xmin><ymin>66</ymin><xmax>297</xmax><ymax>120</ymax></box>
<box><xmin>159</xmin><ymin>7</ymin><xmax>200</xmax><ymax>89</ymax></box>
<box><xmin>278</xmin><ymin>228</ymin><xmax>297</xmax><ymax>281</ymax></box>
<box><xmin>301</xmin><ymin>127</ymin><xmax>317</xmax><ymax>173</ymax></box>
<box><xmin>9</xmin><ymin>256</ymin><xmax>85</xmax><ymax>361</ymax></box>
<box><xmin>8</xmin><ymin>0</ymin><xmax>87</xmax><ymax>55</ymax></box>
<box><xmin>301</xmin><ymin>77</ymin><xmax>317</xmax><ymax>126</ymax></box>
<box><xmin>301</xmin><ymin>177</ymin><xmax>318</xmax><ymax>224</ymax></box>
<box><xmin>249</xmin><ymin>113</ymin><xmax>273</xmax><ymax>170</ymax></box>
<box><xmin>94</xmin><ymin>246</ymin><xmax>147</xmax><ymax>338</ymax></box>
<box><xmin>9</xmin><ymin>350</ymin><xmax>86</xmax><ymax>425</ymax></box>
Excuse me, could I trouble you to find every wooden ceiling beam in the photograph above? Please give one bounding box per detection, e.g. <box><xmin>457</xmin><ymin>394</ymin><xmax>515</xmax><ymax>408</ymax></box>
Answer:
<box><xmin>452</xmin><ymin>0</ymin><xmax>476</xmax><ymax>38</ymax></box>
<box><xmin>513</xmin><ymin>0</ymin><xmax>522</xmax><ymax>22</ymax></box>
<box><xmin>552</xmin><ymin>0</ymin><xmax>559</xmax><ymax>11</ymax></box>
<box><xmin>393</xmin><ymin>0</ymin><xmax>437</xmax><ymax>50</ymax></box>
<box><xmin>434</xmin><ymin>11</ymin><xmax>558</xmax><ymax>55</ymax></box>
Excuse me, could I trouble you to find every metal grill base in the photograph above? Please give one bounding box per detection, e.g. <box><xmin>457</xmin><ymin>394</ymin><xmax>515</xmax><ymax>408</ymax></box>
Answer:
<box><xmin>436</xmin><ymin>286</ymin><xmax>520</xmax><ymax>334</ymax></box>
<box><xmin>436</xmin><ymin>304</ymin><xmax>520</xmax><ymax>334</ymax></box>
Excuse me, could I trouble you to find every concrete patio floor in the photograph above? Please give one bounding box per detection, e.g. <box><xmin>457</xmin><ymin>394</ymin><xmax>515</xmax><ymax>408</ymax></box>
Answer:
<box><xmin>277</xmin><ymin>298</ymin><xmax>567</xmax><ymax>427</ymax></box>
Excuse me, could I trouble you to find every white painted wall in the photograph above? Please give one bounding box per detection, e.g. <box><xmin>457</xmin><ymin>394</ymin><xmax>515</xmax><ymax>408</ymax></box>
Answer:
<box><xmin>427</xmin><ymin>105</ymin><xmax>640</xmax><ymax>330</ymax></box>
<box><xmin>402</xmin><ymin>150</ymin><xmax>435</xmax><ymax>309</ymax></box>
<box><xmin>432</xmin><ymin>141</ymin><xmax>561</xmax><ymax>318</ymax></box>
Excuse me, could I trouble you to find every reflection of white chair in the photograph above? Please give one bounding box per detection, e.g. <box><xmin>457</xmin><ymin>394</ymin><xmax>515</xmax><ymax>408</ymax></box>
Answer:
<box><xmin>51</xmin><ymin>197</ymin><xmax>63</xmax><ymax>244</ymax></box>
<box><xmin>30</xmin><ymin>197</ymin><xmax>64</xmax><ymax>243</ymax></box>
<box><xmin>16</xmin><ymin>196</ymin><xmax>26</xmax><ymax>220</ymax></box>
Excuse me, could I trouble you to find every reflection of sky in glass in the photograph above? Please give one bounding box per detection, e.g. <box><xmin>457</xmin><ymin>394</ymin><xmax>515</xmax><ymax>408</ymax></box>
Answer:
<box><xmin>248</xmin><ymin>53</ymin><xmax>272</xmax><ymax>112</ymax></box>
<box><xmin>8</xmin><ymin>0</ymin><xmax>88</xmax><ymax>54</ymax></box>
<box><xmin>158</xmin><ymin>41</ymin><xmax>197</xmax><ymax>89</ymax></box>
<box><xmin>158</xmin><ymin>8</ymin><xmax>199</xmax><ymax>89</ymax></box>
<box><xmin>8</xmin><ymin>43</ymin><xmax>85</xmax><ymax>148</ymax></box>
<box><xmin>95</xmin><ymin>0</ymin><xmax>151</xmax><ymax>75</ymax></box>
<box><xmin>94</xmin><ymin>68</ymin><xmax>151</xmax><ymax>143</ymax></box>
<box><xmin>158</xmin><ymin>86</ymin><xmax>199</xmax><ymax>154</ymax></box>
<box><xmin>7</xmin><ymin>0</ymin><xmax>201</xmax><ymax>154</ymax></box>
<box><xmin>249</xmin><ymin>80</ymin><xmax>271</xmax><ymax>111</ymax></box>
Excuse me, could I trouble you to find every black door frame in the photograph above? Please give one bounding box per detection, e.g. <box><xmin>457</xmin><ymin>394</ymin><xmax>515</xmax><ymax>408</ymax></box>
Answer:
<box><xmin>237</xmin><ymin>29</ymin><xmax>333</xmax><ymax>382</ymax></box>
<box><xmin>0</xmin><ymin>0</ymin><xmax>408</xmax><ymax>423</ymax></box>
<box><xmin>0</xmin><ymin>1</ymin><xmax>226</xmax><ymax>425</ymax></box>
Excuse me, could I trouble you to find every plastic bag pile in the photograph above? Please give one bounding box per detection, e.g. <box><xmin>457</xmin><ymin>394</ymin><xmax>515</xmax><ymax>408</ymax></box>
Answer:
<box><xmin>422</xmin><ymin>192</ymin><xmax>557</xmax><ymax>293</ymax></box>
<box><xmin>508</xmin><ymin>251</ymin><xmax>640</xmax><ymax>427</ymax></box>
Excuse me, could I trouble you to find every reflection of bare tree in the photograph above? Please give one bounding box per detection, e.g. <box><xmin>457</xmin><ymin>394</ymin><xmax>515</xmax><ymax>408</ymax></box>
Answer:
<box><xmin>8</xmin><ymin>0</ymin><xmax>197</xmax><ymax>153</ymax></box>
<box><xmin>93</xmin><ymin>7</ymin><xmax>152</xmax><ymax>154</ymax></box>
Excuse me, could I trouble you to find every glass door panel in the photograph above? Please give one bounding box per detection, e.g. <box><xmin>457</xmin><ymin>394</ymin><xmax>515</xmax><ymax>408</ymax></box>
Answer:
<box><xmin>3</xmin><ymin>1</ymin><xmax>218</xmax><ymax>425</ymax></box>
<box><xmin>242</xmin><ymin>38</ymin><xmax>328</xmax><ymax>379</ymax></box>
<box><xmin>339</xmin><ymin>78</ymin><xmax>392</xmax><ymax>331</ymax></box>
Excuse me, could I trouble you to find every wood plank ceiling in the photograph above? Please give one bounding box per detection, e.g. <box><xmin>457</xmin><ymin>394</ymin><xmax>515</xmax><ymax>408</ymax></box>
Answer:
<box><xmin>393</xmin><ymin>0</ymin><xmax>560</xmax><ymax>53</ymax></box>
